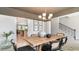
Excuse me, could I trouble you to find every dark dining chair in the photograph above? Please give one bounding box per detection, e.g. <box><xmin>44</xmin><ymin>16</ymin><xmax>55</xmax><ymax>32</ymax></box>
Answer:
<box><xmin>41</xmin><ymin>34</ymin><xmax>52</xmax><ymax>51</ymax></box>
<box><xmin>11</xmin><ymin>39</ymin><xmax>35</xmax><ymax>51</ymax></box>
<box><xmin>41</xmin><ymin>44</ymin><xmax>52</xmax><ymax>51</ymax></box>
<box><xmin>17</xmin><ymin>46</ymin><xmax>35</xmax><ymax>51</ymax></box>
<box><xmin>11</xmin><ymin>39</ymin><xmax>17</xmax><ymax>51</ymax></box>
<box><xmin>52</xmin><ymin>37</ymin><xmax>68</xmax><ymax>51</ymax></box>
<box><xmin>41</xmin><ymin>37</ymin><xmax>68</xmax><ymax>51</ymax></box>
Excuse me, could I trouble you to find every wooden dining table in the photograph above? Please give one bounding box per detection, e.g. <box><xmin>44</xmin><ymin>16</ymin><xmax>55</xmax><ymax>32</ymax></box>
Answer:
<box><xmin>23</xmin><ymin>34</ymin><xmax>64</xmax><ymax>51</ymax></box>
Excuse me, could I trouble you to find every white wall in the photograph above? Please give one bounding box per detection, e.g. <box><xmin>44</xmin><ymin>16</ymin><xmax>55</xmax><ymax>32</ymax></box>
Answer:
<box><xmin>0</xmin><ymin>14</ymin><xmax>16</xmax><ymax>42</ymax></box>
<box><xmin>16</xmin><ymin>17</ymin><xmax>35</xmax><ymax>37</ymax></box>
<box><xmin>27</xmin><ymin>19</ymin><xmax>38</xmax><ymax>36</ymax></box>
<box><xmin>17</xmin><ymin>17</ymin><xmax>28</xmax><ymax>25</ymax></box>
<box><xmin>59</xmin><ymin>12</ymin><xmax>79</xmax><ymax>39</ymax></box>
<box><xmin>51</xmin><ymin>12</ymin><xmax>79</xmax><ymax>39</ymax></box>
<box><xmin>51</xmin><ymin>17</ymin><xmax>59</xmax><ymax>34</ymax></box>
<box><xmin>16</xmin><ymin>17</ymin><xmax>39</xmax><ymax>37</ymax></box>
<box><xmin>45</xmin><ymin>21</ymin><xmax>51</xmax><ymax>34</ymax></box>
<box><xmin>28</xmin><ymin>20</ymin><xmax>46</xmax><ymax>36</ymax></box>
<box><xmin>17</xmin><ymin>17</ymin><xmax>52</xmax><ymax>36</ymax></box>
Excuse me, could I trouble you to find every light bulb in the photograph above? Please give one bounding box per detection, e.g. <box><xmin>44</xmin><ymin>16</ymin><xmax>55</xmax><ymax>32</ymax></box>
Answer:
<box><xmin>49</xmin><ymin>13</ymin><xmax>53</xmax><ymax>17</ymax></box>
<box><xmin>48</xmin><ymin>13</ymin><xmax>53</xmax><ymax>19</ymax></box>
<box><xmin>38</xmin><ymin>15</ymin><xmax>42</xmax><ymax>18</ymax></box>
<box><xmin>48</xmin><ymin>16</ymin><xmax>51</xmax><ymax>19</ymax></box>
<box><xmin>43</xmin><ymin>17</ymin><xmax>46</xmax><ymax>20</ymax></box>
<box><xmin>42</xmin><ymin>13</ymin><xmax>46</xmax><ymax>16</ymax></box>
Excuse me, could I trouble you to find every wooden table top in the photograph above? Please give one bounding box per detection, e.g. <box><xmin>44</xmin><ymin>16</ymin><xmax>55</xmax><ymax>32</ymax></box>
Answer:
<box><xmin>23</xmin><ymin>35</ymin><xmax>64</xmax><ymax>47</ymax></box>
<box><xmin>16</xmin><ymin>35</ymin><xmax>29</xmax><ymax>48</ymax></box>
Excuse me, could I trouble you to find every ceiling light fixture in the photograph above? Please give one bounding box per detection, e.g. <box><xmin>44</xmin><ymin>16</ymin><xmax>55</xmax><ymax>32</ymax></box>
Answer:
<box><xmin>38</xmin><ymin>10</ymin><xmax>53</xmax><ymax>21</ymax></box>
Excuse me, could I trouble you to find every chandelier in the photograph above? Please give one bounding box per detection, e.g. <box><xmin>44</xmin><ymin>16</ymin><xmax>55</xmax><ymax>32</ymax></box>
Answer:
<box><xmin>38</xmin><ymin>12</ymin><xmax>53</xmax><ymax>20</ymax></box>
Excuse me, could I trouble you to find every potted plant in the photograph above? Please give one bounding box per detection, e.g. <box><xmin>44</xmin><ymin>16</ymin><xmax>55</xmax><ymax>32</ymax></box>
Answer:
<box><xmin>2</xmin><ymin>31</ymin><xmax>14</xmax><ymax>41</ymax></box>
<box><xmin>1</xmin><ymin>31</ymin><xmax>14</xmax><ymax>49</ymax></box>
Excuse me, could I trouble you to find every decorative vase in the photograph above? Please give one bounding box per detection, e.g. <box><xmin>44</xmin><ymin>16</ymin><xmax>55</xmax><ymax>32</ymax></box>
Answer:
<box><xmin>39</xmin><ymin>31</ymin><xmax>46</xmax><ymax>37</ymax></box>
